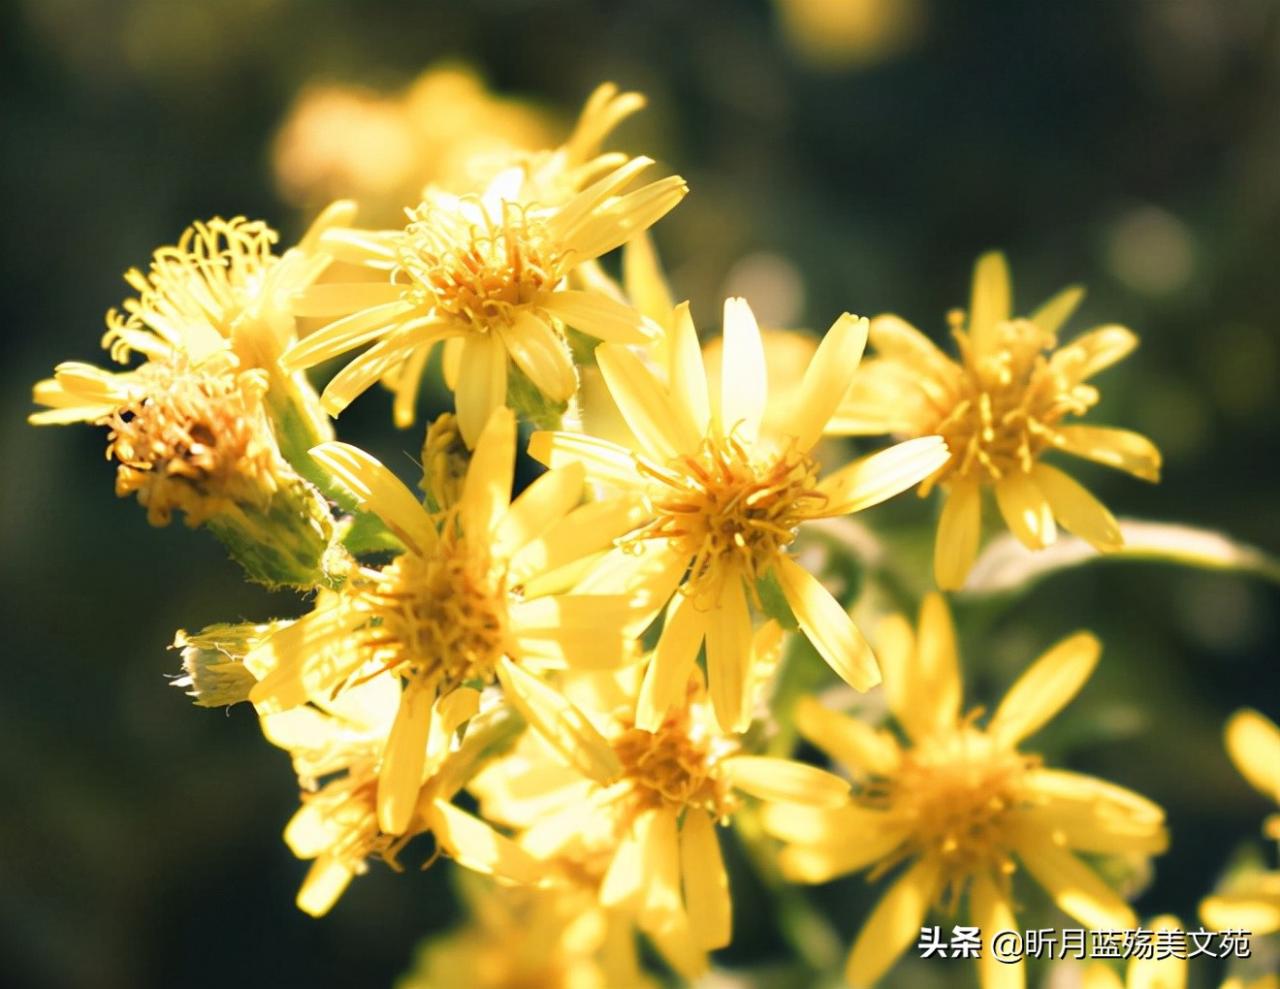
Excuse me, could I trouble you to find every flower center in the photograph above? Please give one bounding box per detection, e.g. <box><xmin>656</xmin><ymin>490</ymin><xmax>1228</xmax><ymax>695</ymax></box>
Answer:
<box><xmin>611</xmin><ymin>707</ymin><xmax>737</xmax><ymax>818</ymax></box>
<box><xmin>930</xmin><ymin>317</ymin><xmax>1097</xmax><ymax>487</ymax></box>
<box><xmin>358</xmin><ymin>535</ymin><xmax>509</xmax><ymax>691</ymax></box>
<box><xmin>107</xmin><ymin>218</ymin><xmax>277</xmax><ymax>359</ymax></box>
<box><xmin>396</xmin><ymin>198</ymin><xmax>563</xmax><ymax>330</ymax></box>
<box><xmin>631</xmin><ymin>436</ymin><xmax>826</xmax><ymax>593</ymax></box>
<box><xmin>105</xmin><ymin>356</ymin><xmax>279</xmax><ymax>526</ymax></box>
<box><xmin>870</xmin><ymin>725</ymin><xmax>1035</xmax><ymax>901</ymax></box>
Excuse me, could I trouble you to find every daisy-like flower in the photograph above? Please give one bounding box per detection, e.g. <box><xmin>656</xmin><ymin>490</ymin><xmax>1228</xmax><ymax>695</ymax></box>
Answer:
<box><xmin>260</xmin><ymin>673</ymin><xmax>542</xmax><ymax>917</ymax></box>
<box><xmin>830</xmin><ymin>252</ymin><xmax>1162</xmax><ymax>589</ymax></box>
<box><xmin>281</xmin><ymin>126</ymin><xmax>687</xmax><ymax>443</ymax></box>
<box><xmin>762</xmin><ymin>593</ymin><xmax>1168</xmax><ymax>989</ymax></box>
<box><xmin>399</xmin><ymin>873</ymin><xmax>657</xmax><ymax>989</ymax></box>
<box><xmin>471</xmin><ymin>654</ymin><xmax>851</xmax><ymax>974</ymax></box>
<box><xmin>530</xmin><ymin>298</ymin><xmax>950</xmax><ymax>731</ymax></box>
<box><xmin>246</xmin><ymin>408</ymin><xmax>649</xmax><ymax>836</ymax></box>
<box><xmin>1201</xmin><ymin>709</ymin><xmax>1280</xmax><ymax>937</ymax></box>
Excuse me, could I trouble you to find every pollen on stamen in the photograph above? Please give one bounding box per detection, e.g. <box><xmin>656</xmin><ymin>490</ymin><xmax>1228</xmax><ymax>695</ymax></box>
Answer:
<box><xmin>396</xmin><ymin>198</ymin><xmax>566</xmax><ymax>331</ymax></box>
<box><xmin>626</xmin><ymin>436</ymin><xmax>828</xmax><ymax>597</ymax></box>
<box><xmin>350</xmin><ymin>533</ymin><xmax>510</xmax><ymax>693</ymax></box>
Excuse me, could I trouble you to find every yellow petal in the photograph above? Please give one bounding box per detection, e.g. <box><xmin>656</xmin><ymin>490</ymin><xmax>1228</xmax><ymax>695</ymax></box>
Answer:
<box><xmin>509</xmin><ymin>592</ymin><xmax>641</xmax><ymax>632</ymax></box>
<box><xmin>455</xmin><ymin>332</ymin><xmax>508</xmax><ymax>449</ymax></box>
<box><xmin>1029</xmin><ymin>284</ymin><xmax>1085</xmax><ymax>337</ymax></box>
<box><xmin>788</xmin><ymin>313</ymin><xmax>868</xmax><ymax>452</ymax></box>
<box><xmin>775</xmin><ymin>555</ymin><xmax>881</xmax><ymax>692</ymax></box>
<box><xmin>600</xmin><ymin>807</ymin><xmax>657</xmax><ymax>909</ymax></box>
<box><xmin>777</xmin><ymin>830</ymin><xmax>907</xmax><ymax>884</ymax></box>
<box><xmin>971</xmin><ymin>872</ymin><xmax>1025</xmax><ymax>989</ymax></box>
<box><xmin>995</xmin><ymin>471</ymin><xmax>1057</xmax><ymax>550</ymax></box>
<box><xmin>793</xmin><ymin>696</ymin><xmax>900</xmax><ymax>776</ymax></box>
<box><xmin>866</xmin><ymin>314</ymin><xmax>958</xmax><ymax>382</ymax></box>
<box><xmin>817</xmin><ymin>436</ymin><xmax>950</xmax><ymax>516</ymax></box>
<box><xmin>718</xmin><ymin>297</ymin><xmax>767</xmax><ymax>443</ymax></box>
<box><xmin>499</xmin><ymin>311</ymin><xmax>576</xmax><ymax>402</ymax></box>
<box><xmin>442</xmin><ymin>335</ymin><xmax>463</xmax><ymax>390</ymax></box>
<box><xmin>507</xmin><ymin>496</ymin><xmax>647</xmax><ymax>586</ymax></box>
<box><xmin>760</xmin><ymin>801</ymin><xmax>889</xmax><ymax>846</ymax></box>
<box><xmin>989</xmin><ymin>631</ymin><xmax>1100</xmax><ymax>745</ymax></box>
<box><xmin>281</xmin><ymin>300</ymin><xmax>413</xmax><ymax>370</ymax></box>
<box><xmin>908</xmin><ymin>592</ymin><xmax>961</xmax><ymax>739</ymax></box>
<box><xmin>640</xmin><ymin>806</ymin><xmax>684</xmax><ymax>930</ymax></box>
<box><xmin>1054</xmin><ymin>424</ymin><xmax>1162</xmax><ymax>482</ymax></box>
<box><xmin>460</xmin><ymin>406</ymin><xmax>516</xmax><ymax>539</ymax></box>
<box><xmin>845</xmin><ymin>859</ymin><xmax>940</xmax><ymax>989</ymax></box>
<box><xmin>377</xmin><ymin>681</ymin><xmax>434</xmax><ymax>835</ymax></box>
<box><xmin>1033</xmin><ymin>463</ymin><xmax>1122</xmax><ymax>551</ymax></box>
<box><xmin>704</xmin><ymin>572</ymin><xmax>752</xmax><ymax>732</ymax></box>
<box><xmin>309</xmin><ymin>441</ymin><xmax>436</xmax><ymax>556</ymax></box>
<box><xmin>1015</xmin><ymin>832</ymin><xmax>1136</xmax><ymax>930</ymax></box>
<box><xmin>968</xmin><ymin>251</ymin><xmax>1012</xmax><ymax>355</ymax></box>
<box><xmin>1049</xmin><ymin>323</ymin><xmax>1138</xmax><ymax>383</ymax></box>
<box><xmin>668</xmin><ymin>302</ymin><xmax>710</xmax><ymax>435</ymax></box>
<box><xmin>527</xmin><ymin>430</ymin><xmax>642</xmax><ymax>489</ymax></box>
<box><xmin>538</xmin><ymin>288</ymin><xmax>653</xmax><ymax>345</ymax></box>
<box><xmin>1201</xmin><ymin>889</ymin><xmax>1280</xmax><ymax>934</ymax></box>
<box><xmin>495</xmin><ymin>657</ymin><xmax>621</xmax><ymax>785</ymax></box>
<box><xmin>719</xmin><ymin>755</ymin><xmax>850</xmax><ymax>807</ymax></box>
<box><xmin>493</xmin><ymin>462</ymin><xmax>586</xmax><ymax>560</ymax></box>
<box><xmin>296</xmin><ymin>856</ymin><xmax>354</xmax><ymax>917</ymax></box>
<box><xmin>290</xmin><ymin>281</ymin><xmax>407</xmax><ymax>318</ymax></box>
<box><xmin>934</xmin><ymin>480</ymin><xmax>982</xmax><ymax>589</ymax></box>
<box><xmin>680</xmin><ymin>811</ymin><xmax>732</xmax><ymax>949</ymax></box>
<box><xmin>1083</xmin><ymin>963</ymin><xmax>1127</xmax><ymax>989</ymax></box>
<box><xmin>873</xmin><ymin>613</ymin><xmax>915</xmax><ymax>730</ymax></box>
<box><xmin>1128</xmin><ymin>915</ymin><xmax>1187</xmax><ymax>989</ymax></box>
<box><xmin>1225</xmin><ymin>708</ymin><xmax>1280</xmax><ymax>803</ymax></box>
<box><xmin>623</xmin><ymin>230</ymin><xmax>674</xmax><ymax>323</ymax></box>
<box><xmin>637</xmin><ymin>593</ymin><xmax>706</xmax><ymax>731</ymax></box>
<box><xmin>596</xmin><ymin>342</ymin><xmax>700</xmax><ymax>459</ymax></box>
<box><xmin>247</xmin><ymin>605</ymin><xmax>365</xmax><ymax>713</ymax></box>
<box><xmin>563</xmin><ymin>176</ymin><xmax>688</xmax><ymax>261</ymax></box>
<box><xmin>429</xmin><ymin>799</ymin><xmax>544</xmax><ymax>885</ymax></box>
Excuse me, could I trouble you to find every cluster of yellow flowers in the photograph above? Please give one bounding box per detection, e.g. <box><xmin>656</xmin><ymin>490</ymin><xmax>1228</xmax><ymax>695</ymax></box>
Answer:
<box><xmin>31</xmin><ymin>82</ymin><xmax>1278</xmax><ymax>988</ymax></box>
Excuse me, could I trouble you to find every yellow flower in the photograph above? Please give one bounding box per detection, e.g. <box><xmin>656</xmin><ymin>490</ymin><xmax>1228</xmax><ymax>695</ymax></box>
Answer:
<box><xmin>272</xmin><ymin>63</ymin><xmax>558</xmax><ymax>220</ymax></box>
<box><xmin>530</xmin><ymin>297</ymin><xmax>950</xmax><ymax>731</ymax></box>
<box><xmin>33</xmin><ymin>208</ymin><xmax>350</xmax><ymax>452</ymax></box>
<box><xmin>471</xmin><ymin>652</ymin><xmax>850</xmax><ymax>973</ymax></box>
<box><xmin>1200</xmin><ymin>709</ymin><xmax>1280</xmax><ymax>936</ymax></box>
<box><xmin>762</xmin><ymin>593</ymin><xmax>1168</xmax><ymax>988</ymax></box>
<box><xmin>398</xmin><ymin>872</ymin><xmax>657</xmax><ymax>989</ymax></box>
<box><xmin>246</xmin><ymin>408</ymin><xmax>648</xmax><ymax>836</ymax></box>
<box><xmin>282</xmin><ymin>136</ymin><xmax>687</xmax><ymax>443</ymax></box>
<box><xmin>260</xmin><ymin>673</ymin><xmax>543</xmax><ymax>917</ymax></box>
<box><xmin>1077</xmin><ymin>916</ymin><xmax>1278</xmax><ymax>989</ymax></box>
<box><xmin>830</xmin><ymin>252</ymin><xmax>1162</xmax><ymax>589</ymax></box>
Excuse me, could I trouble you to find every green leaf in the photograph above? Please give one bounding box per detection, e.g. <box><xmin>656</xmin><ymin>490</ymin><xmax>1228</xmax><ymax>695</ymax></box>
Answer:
<box><xmin>339</xmin><ymin>508</ymin><xmax>405</xmax><ymax>557</ymax></box>
<box><xmin>962</xmin><ymin>519</ymin><xmax>1280</xmax><ymax>596</ymax></box>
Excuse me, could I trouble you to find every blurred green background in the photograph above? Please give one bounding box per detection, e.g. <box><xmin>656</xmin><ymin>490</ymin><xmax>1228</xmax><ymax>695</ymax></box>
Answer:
<box><xmin>3</xmin><ymin>1</ymin><xmax>1279</xmax><ymax>987</ymax></box>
